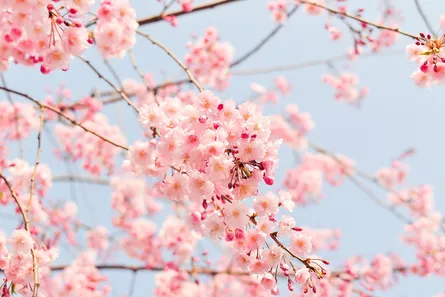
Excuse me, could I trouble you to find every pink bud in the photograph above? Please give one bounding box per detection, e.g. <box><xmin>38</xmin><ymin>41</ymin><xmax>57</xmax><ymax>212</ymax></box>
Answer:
<box><xmin>225</xmin><ymin>231</ymin><xmax>234</xmax><ymax>242</ymax></box>
<box><xmin>241</xmin><ymin>132</ymin><xmax>249</xmax><ymax>139</ymax></box>
<box><xmin>199</xmin><ymin>115</ymin><xmax>207</xmax><ymax>123</ymax></box>
<box><xmin>202</xmin><ymin>199</ymin><xmax>208</xmax><ymax>209</ymax></box>
<box><xmin>420</xmin><ymin>64</ymin><xmax>429</xmax><ymax>73</ymax></box>
<box><xmin>47</xmin><ymin>4</ymin><xmax>54</xmax><ymax>10</ymax></box>
<box><xmin>235</xmin><ymin>228</ymin><xmax>245</xmax><ymax>240</ymax></box>
<box><xmin>263</xmin><ymin>175</ymin><xmax>274</xmax><ymax>185</ymax></box>
<box><xmin>217</xmin><ymin>103</ymin><xmax>224</xmax><ymax>110</ymax></box>
<box><xmin>271</xmin><ymin>286</ymin><xmax>279</xmax><ymax>295</ymax></box>
<box><xmin>87</xmin><ymin>38</ymin><xmax>94</xmax><ymax>44</ymax></box>
<box><xmin>69</xmin><ymin>8</ymin><xmax>78</xmax><ymax>14</ymax></box>
<box><xmin>40</xmin><ymin>65</ymin><xmax>51</xmax><ymax>74</ymax></box>
<box><xmin>213</xmin><ymin>121</ymin><xmax>221</xmax><ymax>129</ymax></box>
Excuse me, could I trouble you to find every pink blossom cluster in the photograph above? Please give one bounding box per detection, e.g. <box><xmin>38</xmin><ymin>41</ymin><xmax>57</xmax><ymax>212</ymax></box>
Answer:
<box><xmin>375</xmin><ymin>160</ymin><xmax>409</xmax><ymax>189</ymax></box>
<box><xmin>0</xmin><ymin>229</ymin><xmax>58</xmax><ymax>297</ymax></box>
<box><xmin>267</xmin><ymin>0</ymin><xmax>288</xmax><ymax>24</ymax></box>
<box><xmin>54</xmin><ymin>113</ymin><xmax>127</xmax><ymax>175</ymax></box>
<box><xmin>267</xmin><ymin>0</ymin><xmax>326</xmax><ymax>24</ymax></box>
<box><xmin>87</xmin><ymin>226</ymin><xmax>110</xmax><ymax>252</ymax></box>
<box><xmin>250</xmin><ymin>76</ymin><xmax>292</xmax><ymax>104</ymax></box>
<box><xmin>120</xmin><ymin>218</ymin><xmax>163</xmax><ymax>266</ymax></box>
<box><xmin>155</xmin><ymin>269</ymin><xmax>205</xmax><ymax>297</ymax></box>
<box><xmin>284</xmin><ymin>153</ymin><xmax>355</xmax><ymax>205</ymax></box>
<box><xmin>185</xmin><ymin>27</ymin><xmax>234</xmax><ymax>90</ymax></box>
<box><xmin>159</xmin><ymin>216</ymin><xmax>200</xmax><ymax>264</ymax></box>
<box><xmin>0</xmin><ymin>102</ymin><xmax>39</xmax><ymax>140</ymax></box>
<box><xmin>322</xmin><ymin>73</ymin><xmax>369</xmax><ymax>105</ymax></box>
<box><xmin>46</xmin><ymin>201</ymin><xmax>79</xmax><ymax>245</ymax></box>
<box><xmin>303</xmin><ymin>227</ymin><xmax>342</xmax><ymax>251</ymax></box>
<box><xmin>121</xmin><ymin>91</ymin><xmax>337</xmax><ymax>293</ymax></box>
<box><xmin>269</xmin><ymin>104</ymin><xmax>314</xmax><ymax>150</ymax></box>
<box><xmin>406</xmin><ymin>32</ymin><xmax>445</xmax><ymax>87</ymax></box>
<box><xmin>388</xmin><ymin>185</ymin><xmax>434</xmax><ymax>218</ymax></box>
<box><xmin>110</xmin><ymin>176</ymin><xmax>162</xmax><ymax>224</ymax></box>
<box><xmin>339</xmin><ymin>254</ymin><xmax>404</xmax><ymax>292</ymax></box>
<box><xmin>0</xmin><ymin>1</ymin><xmax>93</xmax><ymax>73</ymax></box>
<box><xmin>402</xmin><ymin>212</ymin><xmax>445</xmax><ymax>276</ymax></box>
<box><xmin>122</xmin><ymin>73</ymin><xmax>182</xmax><ymax>108</ymax></box>
<box><xmin>0</xmin><ymin>159</ymin><xmax>52</xmax><ymax>205</ymax></box>
<box><xmin>94</xmin><ymin>0</ymin><xmax>139</xmax><ymax>59</ymax></box>
<box><xmin>43</xmin><ymin>250</ymin><xmax>111</xmax><ymax>297</ymax></box>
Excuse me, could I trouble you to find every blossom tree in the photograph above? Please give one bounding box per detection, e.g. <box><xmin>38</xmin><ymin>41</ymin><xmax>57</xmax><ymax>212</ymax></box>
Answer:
<box><xmin>0</xmin><ymin>0</ymin><xmax>444</xmax><ymax>297</ymax></box>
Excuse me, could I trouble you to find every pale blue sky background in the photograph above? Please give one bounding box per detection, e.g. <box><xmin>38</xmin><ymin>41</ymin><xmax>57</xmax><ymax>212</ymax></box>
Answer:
<box><xmin>1</xmin><ymin>0</ymin><xmax>445</xmax><ymax>296</ymax></box>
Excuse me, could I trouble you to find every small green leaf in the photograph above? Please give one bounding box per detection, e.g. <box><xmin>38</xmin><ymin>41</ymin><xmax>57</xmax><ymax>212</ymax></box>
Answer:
<box><xmin>420</xmin><ymin>51</ymin><xmax>432</xmax><ymax>55</ymax></box>
<box><xmin>11</xmin><ymin>282</ymin><xmax>16</xmax><ymax>294</ymax></box>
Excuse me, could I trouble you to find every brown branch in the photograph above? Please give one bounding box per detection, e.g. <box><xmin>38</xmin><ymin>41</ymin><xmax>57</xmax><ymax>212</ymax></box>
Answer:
<box><xmin>413</xmin><ymin>0</ymin><xmax>435</xmax><ymax>34</ymax></box>
<box><xmin>230</xmin><ymin>5</ymin><xmax>299</xmax><ymax>67</ymax></box>
<box><xmin>298</xmin><ymin>0</ymin><xmax>418</xmax><ymax>39</ymax></box>
<box><xmin>308</xmin><ymin>142</ymin><xmax>412</xmax><ymax>224</ymax></box>
<box><xmin>85</xmin><ymin>0</ymin><xmax>242</xmax><ymax>28</ymax></box>
<box><xmin>49</xmin><ymin>264</ymin><xmax>249</xmax><ymax>276</ymax></box>
<box><xmin>0</xmin><ymin>86</ymin><xmax>129</xmax><ymax>151</ymax></box>
<box><xmin>77</xmin><ymin>56</ymin><xmax>139</xmax><ymax>113</ymax></box>
<box><xmin>128</xmin><ymin>49</ymin><xmax>147</xmax><ymax>83</ymax></box>
<box><xmin>136</xmin><ymin>31</ymin><xmax>204</xmax><ymax>93</ymax></box>
<box><xmin>52</xmin><ymin>175</ymin><xmax>110</xmax><ymax>185</ymax></box>
<box><xmin>27</xmin><ymin>106</ymin><xmax>45</xmax><ymax>212</ymax></box>
<box><xmin>103</xmin><ymin>59</ymin><xmax>124</xmax><ymax>89</ymax></box>
<box><xmin>231</xmin><ymin>49</ymin><xmax>404</xmax><ymax>76</ymax></box>
<box><xmin>137</xmin><ymin>0</ymin><xmax>243</xmax><ymax>26</ymax></box>
<box><xmin>0</xmin><ymin>175</ymin><xmax>39</xmax><ymax>297</ymax></box>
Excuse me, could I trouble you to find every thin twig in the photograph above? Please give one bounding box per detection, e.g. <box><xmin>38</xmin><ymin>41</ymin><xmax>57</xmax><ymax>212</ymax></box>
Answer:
<box><xmin>137</xmin><ymin>0</ymin><xmax>243</xmax><ymax>26</ymax></box>
<box><xmin>128</xmin><ymin>271</ymin><xmax>138</xmax><ymax>297</ymax></box>
<box><xmin>413</xmin><ymin>0</ymin><xmax>435</xmax><ymax>34</ymax></box>
<box><xmin>52</xmin><ymin>175</ymin><xmax>110</xmax><ymax>185</ymax></box>
<box><xmin>230</xmin><ymin>5</ymin><xmax>299</xmax><ymax>67</ymax></box>
<box><xmin>137</xmin><ymin>31</ymin><xmax>204</xmax><ymax>92</ymax></box>
<box><xmin>27</xmin><ymin>106</ymin><xmax>45</xmax><ymax>213</ymax></box>
<box><xmin>0</xmin><ymin>86</ymin><xmax>128</xmax><ymax>151</ymax></box>
<box><xmin>0</xmin><ymin>175</ymin><xmax>40</xmax><ymax>297</ymax></box>
<box><xmin>103</xmin><ymin>59</ymin><xmax>123</xmax><ymax>89</ymax></box>
<box><xmin>231</xmin><ymin>49</ymin><xmax>404</xmax><ymax>76</ymax></box>
<box><xmin>308</xmin><ymin>142</ymin><xmax>412</xmax><ymax>224</ymax></box>
<box><xmin>128</xmin><ymin>50</ymin><xmax>147</xmax><ymax>83</ymax></box>
<box><xmin>299</xmin><ymin>0</ymin><xmax>418</xmax><ymax>39</ymax></box>
<box><xmin>77</xmin><ymin>56</ymin><xmax>139</xmax><ymax>113</ymax></box>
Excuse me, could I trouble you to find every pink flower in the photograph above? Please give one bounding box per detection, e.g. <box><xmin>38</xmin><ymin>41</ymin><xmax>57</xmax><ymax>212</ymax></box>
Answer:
<box><xmin>295</xmin><ymin>268</ymin><xmax>311</xmax><ymax>284</ymax></box>
<box><xmin>245</xmin><ymin>229</ymin><xmax>266</xmax><ymax>250</ymax></box>
<box><xmin>290</xmin><ymin>233</ymin><xmax>312</xmax><ymax>256</ymax></box>
<box><xmin>261</xmin><ymin>273</ymin><xmax>276</xmax><ymax>290</ymax></box>
<box><xmin>254</xmin><ymin>192</ymin><xmax>279</xmax><ymax>216</ymax></box>
<box><xmin>87</xmin><ymin>226</ymin><xmax>109</xmax><ymax>251</ymax></box>
<box><xmin>224</xmin><ymin>201</ymin><xmax>249</xmax><ymax>229</ymax></box>
<box><xmin>9</xmin><ymin>229</ymin><xmax>34</xmax><ymax>253</ymax></box>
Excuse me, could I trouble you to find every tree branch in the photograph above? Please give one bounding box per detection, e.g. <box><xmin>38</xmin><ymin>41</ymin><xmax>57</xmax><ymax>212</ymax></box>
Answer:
<box><xmin>137</xmin><ymin>0</ymin><xmax>243</xmax><ymax>26</ymax></box>
<box><xmin>136</xmin><ymin>31</ymin><xmax>204</xmax><ymax>93</ymax></box>
<box><xmin>0</xmin><ymin>175</ymin><xmax>40</xmax><ymax>297</ymax></box>
<box><xmin>0</xmin><ymin>87</ymin><xmax>129</xmax><ymax>151</ymax></box>
<box><xmin>413</xmin><ymin>0</ymin><xmax>435</xmax><ymax>34</ymax></box>
<box><xmin>299</xmin><ymin>0</ymin><xmax>418</xmax><ymax>39</ymax></box>
<box><xmin>230</xmin><ymin>5</ymin><xmax>299</xmax><ymax>67</ymax></box>
<box><xmin>77</xmin><ymin>56</ymin><xmax>139</xmax><ymax>113</ymax></box>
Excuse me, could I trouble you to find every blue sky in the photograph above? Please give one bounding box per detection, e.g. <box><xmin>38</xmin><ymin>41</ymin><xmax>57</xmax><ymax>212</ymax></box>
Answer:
<box><xmin>2</xmin><ymin>0</ymin><xmax>445</xmax><ymax>296</ymax></box>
